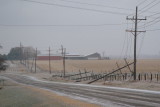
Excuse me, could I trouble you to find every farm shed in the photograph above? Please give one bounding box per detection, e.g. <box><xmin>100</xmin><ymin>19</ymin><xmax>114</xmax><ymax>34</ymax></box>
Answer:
<box><xmin>85</xmin><ymin>52</ymin><xmax>101</xmax><ymax>60</ymax></box>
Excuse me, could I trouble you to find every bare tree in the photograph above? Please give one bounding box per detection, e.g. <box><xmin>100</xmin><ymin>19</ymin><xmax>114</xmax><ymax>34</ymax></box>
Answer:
<box><xmin>0</xmin><ymin>44</ymin><xmax>2</xmax><ymax>49</ymax></box>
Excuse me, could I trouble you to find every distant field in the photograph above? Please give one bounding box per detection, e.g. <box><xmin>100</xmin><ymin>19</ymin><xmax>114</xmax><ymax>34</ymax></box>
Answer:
<box><xmin>35</xmin><ymin>59</ymin><xmax>160</xmax><ymax>73</ymax></box>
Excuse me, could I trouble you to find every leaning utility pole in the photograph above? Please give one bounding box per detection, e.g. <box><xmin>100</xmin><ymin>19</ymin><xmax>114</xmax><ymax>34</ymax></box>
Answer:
<box><xmin>126</xmin><ymin>6</ymin><xmax>146</xmax><ymax>80</ymax></box>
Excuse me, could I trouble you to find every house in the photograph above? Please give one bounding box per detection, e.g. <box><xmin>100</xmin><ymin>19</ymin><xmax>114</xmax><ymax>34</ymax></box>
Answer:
<box><xmin>85</xmin><ymin>52</ymin><xmax>101</xmax><ymax>60</ymax></box>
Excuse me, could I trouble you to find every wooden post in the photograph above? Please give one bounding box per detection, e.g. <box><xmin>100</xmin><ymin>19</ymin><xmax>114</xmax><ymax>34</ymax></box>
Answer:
<box><xmin>144</xmin><ymin>73</ymin><xmax>146</xmax><ymax>81</ymax></box>
<box><xmin>138</xmin><ymin>73</ymin><xmax>140</xmax><ymax>81</ymax></box>
<box><xmin>84</xmin><ymin>69</ymin><xmax>88</xmax><ymax>80</ymax></box>
<box><xmin>79</xmin><ymin>70</ymin><xmax>82</xmax><ymax>81</ymax></box>
<box><xmin>61</xmin><ymin>45</ymin><xmax>66</xmax><ymax>78</ymax></box>
<box><xmin>49</xmin><ymin>47</ymin><xmax>51</xmax><ymax>74</ymax></box>
<box><xmin>31</xmin><ymin>57</ymin><xmax>34</xmax><ymax>72</ymax></box>
<box><xmin>35</xmin><ymin>48</ymin><xmax>37</xmax><ymax>73</ymax></box>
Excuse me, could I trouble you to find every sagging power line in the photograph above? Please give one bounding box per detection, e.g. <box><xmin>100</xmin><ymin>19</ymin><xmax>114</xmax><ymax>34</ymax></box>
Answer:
<box><xmin>21</xmin><ymin>0</ymin><xmax>129</xmax><ymax>15</ymax></box>
<box><xmin>54</xmin><ymin>0</ymin><xmax>134</xmax><ymax>11</ymax></box>
<box><xmin>0</xmin><ymin>23</ymin><xmax>123</xmax><ymax>27</ymax></box>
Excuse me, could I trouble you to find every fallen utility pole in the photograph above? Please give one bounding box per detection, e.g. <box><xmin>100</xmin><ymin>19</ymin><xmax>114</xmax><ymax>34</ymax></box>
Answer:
<box><xmin>126</xmin><ymin>6</ymin><xmax>146</xmax><ymax>80</ymax></box>
<box><xmin>88</xmin><ymin>62</ymin><xmax>134</xmax><ymax>84</ymax></box>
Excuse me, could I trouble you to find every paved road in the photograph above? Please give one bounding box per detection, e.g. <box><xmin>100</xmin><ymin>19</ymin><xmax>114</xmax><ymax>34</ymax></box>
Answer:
<box><xmin>1</xmin><ymin>73</ymin><xmax>160</xmax><ymax>107</ymax></box>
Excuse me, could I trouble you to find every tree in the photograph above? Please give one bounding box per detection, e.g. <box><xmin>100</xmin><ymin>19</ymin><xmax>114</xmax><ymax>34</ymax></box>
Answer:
<box><xmin>7</xmin><ymin>46</ymin><xmax>39</xmax><ymax>60</ymax></box>
<box><xmin>8</xmin><ymin>47</ymin><xmax>22</xmax><ymax>60</ymax></box>
<box><xmin>0</xmin><ymin>45</ymin><xmax>7</xmax><ymax>71</ymax></box>
<box><xmin>0</xmin><ymin>54</ymin><xmax>7</xmax><ymax>71</ymax></box>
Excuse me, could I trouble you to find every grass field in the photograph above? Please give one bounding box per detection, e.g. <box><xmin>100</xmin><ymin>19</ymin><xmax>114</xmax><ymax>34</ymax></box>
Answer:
<box><xmin>35</xmin><ymin>59</ymin><xmax>160</xmax><ymax>73</ymax></box>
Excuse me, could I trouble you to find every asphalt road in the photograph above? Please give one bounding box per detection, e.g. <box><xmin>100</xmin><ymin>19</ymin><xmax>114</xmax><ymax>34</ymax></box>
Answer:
<box><xmin>1</xmin><ymin>73</ymin><xmax>160</xmax><ymax>107</ymax></box>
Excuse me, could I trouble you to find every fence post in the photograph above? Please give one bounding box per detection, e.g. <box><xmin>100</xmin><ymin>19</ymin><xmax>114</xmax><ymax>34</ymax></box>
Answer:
<box><xmin>91</xmin><ymin>71</ymin><xmax>94</xmax><ymax>79</ymax></box>
<box><xmin>79</xmin><ymin>70</ymin><xmax>82</xmax><ymax>81</ymax></box>
<box><xmin>144</xmin><ymin>73</ymin><xmax>146</xmax><ymax>81</ymax></box>
<box><xmin>84</xmin><ymin>69</ymin><xmax>88</xmax><ymax>80</ymax></box>
<box><xmin>151</xmin><ymin>73</ymin><xmax>152</xmax><ymax>82</ymax></box>
<box><xmin>125</xmin><ymin>73</ymin><xmax>127</xmax><ymax>80</ymax></box>
<box><xmin>138</xmin><ymin>73</ymin><xmax>140</xmax><ymax>81</ymax></box>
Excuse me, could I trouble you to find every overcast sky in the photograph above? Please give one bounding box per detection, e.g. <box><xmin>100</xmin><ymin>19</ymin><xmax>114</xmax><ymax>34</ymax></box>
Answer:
<box><xmin>0</xmin><ymin>0</ymin><xmax>160</xmax><ymax>58</ymax></box>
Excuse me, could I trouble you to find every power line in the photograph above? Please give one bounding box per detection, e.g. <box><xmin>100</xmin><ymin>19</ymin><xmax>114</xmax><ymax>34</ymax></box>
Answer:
<box><xmin>137</xmin><ymin>0</ymin><xmax>148</xmax><ymax>6</ymax></box>
<box><xmin>139</xmin><ymin>1</ymin><xmax>160</xmax><ymax>14</ymax></box>
<box><xmin>146</xmin><ymin>28</ymin><xmax>160</xmax><ymax>31</ymax></box>
<box><xmin>0</xmin><ymin>23</ymin><xmax>124</xmax><ymax>27</ymax></box>
<box><xmin>138</xmin><ymin>16</ymin><xmax>160</xmax><ymax>28</ymax></box>
<box><xmin>55</xmin><ymin>0</ymin><xmax>133</xmax><ymax>11</ymax></box>
<box><xmin>137</xmin><ymin>32</ymin><xmax>146</xmax><ymax>58</ymax></box>
<box><xmin>139</xmin><ymin>0</ymin><xmax>157</xmax><ymax>11</ymax></box>
<box><xmin>147</xmin><ymin>12</ymin><xmax>160</xmax><ymax>18</ymax></box>
<box><xmin>21</xmin><ymin>0</ymin><xmax>129</xmax><ymax>15</ymax></box>
<box><xmin>146</xmin><ymin>19</ymin><xmax>160</xmax><ymax>27</ymax></box>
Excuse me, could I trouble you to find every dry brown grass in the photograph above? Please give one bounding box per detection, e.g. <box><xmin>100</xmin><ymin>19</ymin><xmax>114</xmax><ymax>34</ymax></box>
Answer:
<box><xmin>35</xmin><ymin>59</ymin><xmax>160</xmax><ymax>73</ymax></box>
<box><xmin>26</xmin><ymin>85</ymin><xmax>100</xmax><ymax>107</ymax></box>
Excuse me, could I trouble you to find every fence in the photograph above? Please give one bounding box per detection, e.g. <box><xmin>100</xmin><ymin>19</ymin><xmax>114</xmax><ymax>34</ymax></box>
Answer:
<box><xmin>52</xmin><ymin>71</ymin><xmax>160</xmax><ymax>83</ymax></box>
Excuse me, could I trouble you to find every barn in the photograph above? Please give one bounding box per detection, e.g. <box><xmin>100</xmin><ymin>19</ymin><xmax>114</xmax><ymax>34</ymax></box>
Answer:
<box><xmin>85</xmin><ymin>52</ymin><xmax>101</xmax><ymax>60</ymax></box>
<box><xmin>37</xmin><ymin>52</ymin><xmax>101</xmax><ymax>60</ymax></box>
<box><xmin>37</xmin><ymin>54</ymin><xmax>62</xmax><ymax>60</ymax></box>
<box><xmin>65</xmin><ymin>55</ymin><xmax>87</xmax><ymax>60</ymax></box>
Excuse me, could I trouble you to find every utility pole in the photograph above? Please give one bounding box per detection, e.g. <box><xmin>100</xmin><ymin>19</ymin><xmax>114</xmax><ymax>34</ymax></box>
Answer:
<box><xmin>49</xmin><ymin>46</ymin><xmax>51</xmax><ymax>74</ymax></box>
<box><xmin>35</xmin><ymin>48</ymin><xmax>37</xmax><ymax>73</ymax></box>
<box><xmin>126</xmin><ymin>6</ymin><xmax>146</xmax><ymax>80</ymax></box>
<box><xmin>26</xmin><ymin>51</ymin><xmax>29</xmax><ymax>69</ymax></box>
<box><xmin>20</xmin><ymin>42</ymin><xmax>22</xmax><ymax>63</ymax></box>
<box><xmin>61</xmin><ymin>45</ymin><xmax>66</xmax><ymax>78</ymax></box>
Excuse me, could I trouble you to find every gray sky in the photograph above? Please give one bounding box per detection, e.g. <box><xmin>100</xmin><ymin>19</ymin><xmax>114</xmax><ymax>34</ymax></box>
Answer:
<box><xmin>0</xmin><ymin>0</ymin><xmax>160</xmax><ymax>58</ymax></box>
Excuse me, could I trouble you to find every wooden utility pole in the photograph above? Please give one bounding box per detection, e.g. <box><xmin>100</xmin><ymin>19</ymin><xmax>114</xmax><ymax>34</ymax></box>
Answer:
<box><xmin>49</xmin><ymin>46</ymin><xmax>51</xmax><ymax>74</ymax></box>
<box><xmin>35</xmin><ymin>48</ymin><xmax>37</xmax><ymax>73</ymax></box>
<box><xmin>26</xmin><ymin>51</ymin><xmax>29</xmax><ymax>69</ymax></box>
<box><xmin>126</xmin><ymin>6</ymin><xmax>146</xmax><ymax>80</ymax></box>
<box><xmin>20</xmin><ymin>42</ymin><xmax>22</xmax><ymax>63</ymax></box>
<box><xmin>63</xmin><ymin>48</ymin><xmax>66</xmax><ymax>77</ymax></box>
<box><xmin>61</xmin><ymin>45</ymin><xmax>66</xmax><ymax>78</ymax></box>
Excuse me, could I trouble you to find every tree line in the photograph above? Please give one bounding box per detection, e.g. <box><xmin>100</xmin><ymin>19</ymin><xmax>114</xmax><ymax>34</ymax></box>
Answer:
<box><xmin>0</xmin><ymin>46</ymin><xmax>38</xmax><ymax>71</ymax></box>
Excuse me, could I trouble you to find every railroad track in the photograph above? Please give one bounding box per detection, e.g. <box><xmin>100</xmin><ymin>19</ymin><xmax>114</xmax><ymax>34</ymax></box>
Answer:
<box><xmin>1</xmin><ymin>73</ymin><xmax>160</xmax><ymax>107</ymax></box>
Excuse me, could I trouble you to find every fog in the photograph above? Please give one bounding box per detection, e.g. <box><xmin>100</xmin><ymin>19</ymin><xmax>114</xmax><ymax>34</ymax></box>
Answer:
<box><xmin>0</xmin><ymin>0</ymin><xmax>160</xmax><ymax>58</ymax></box>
